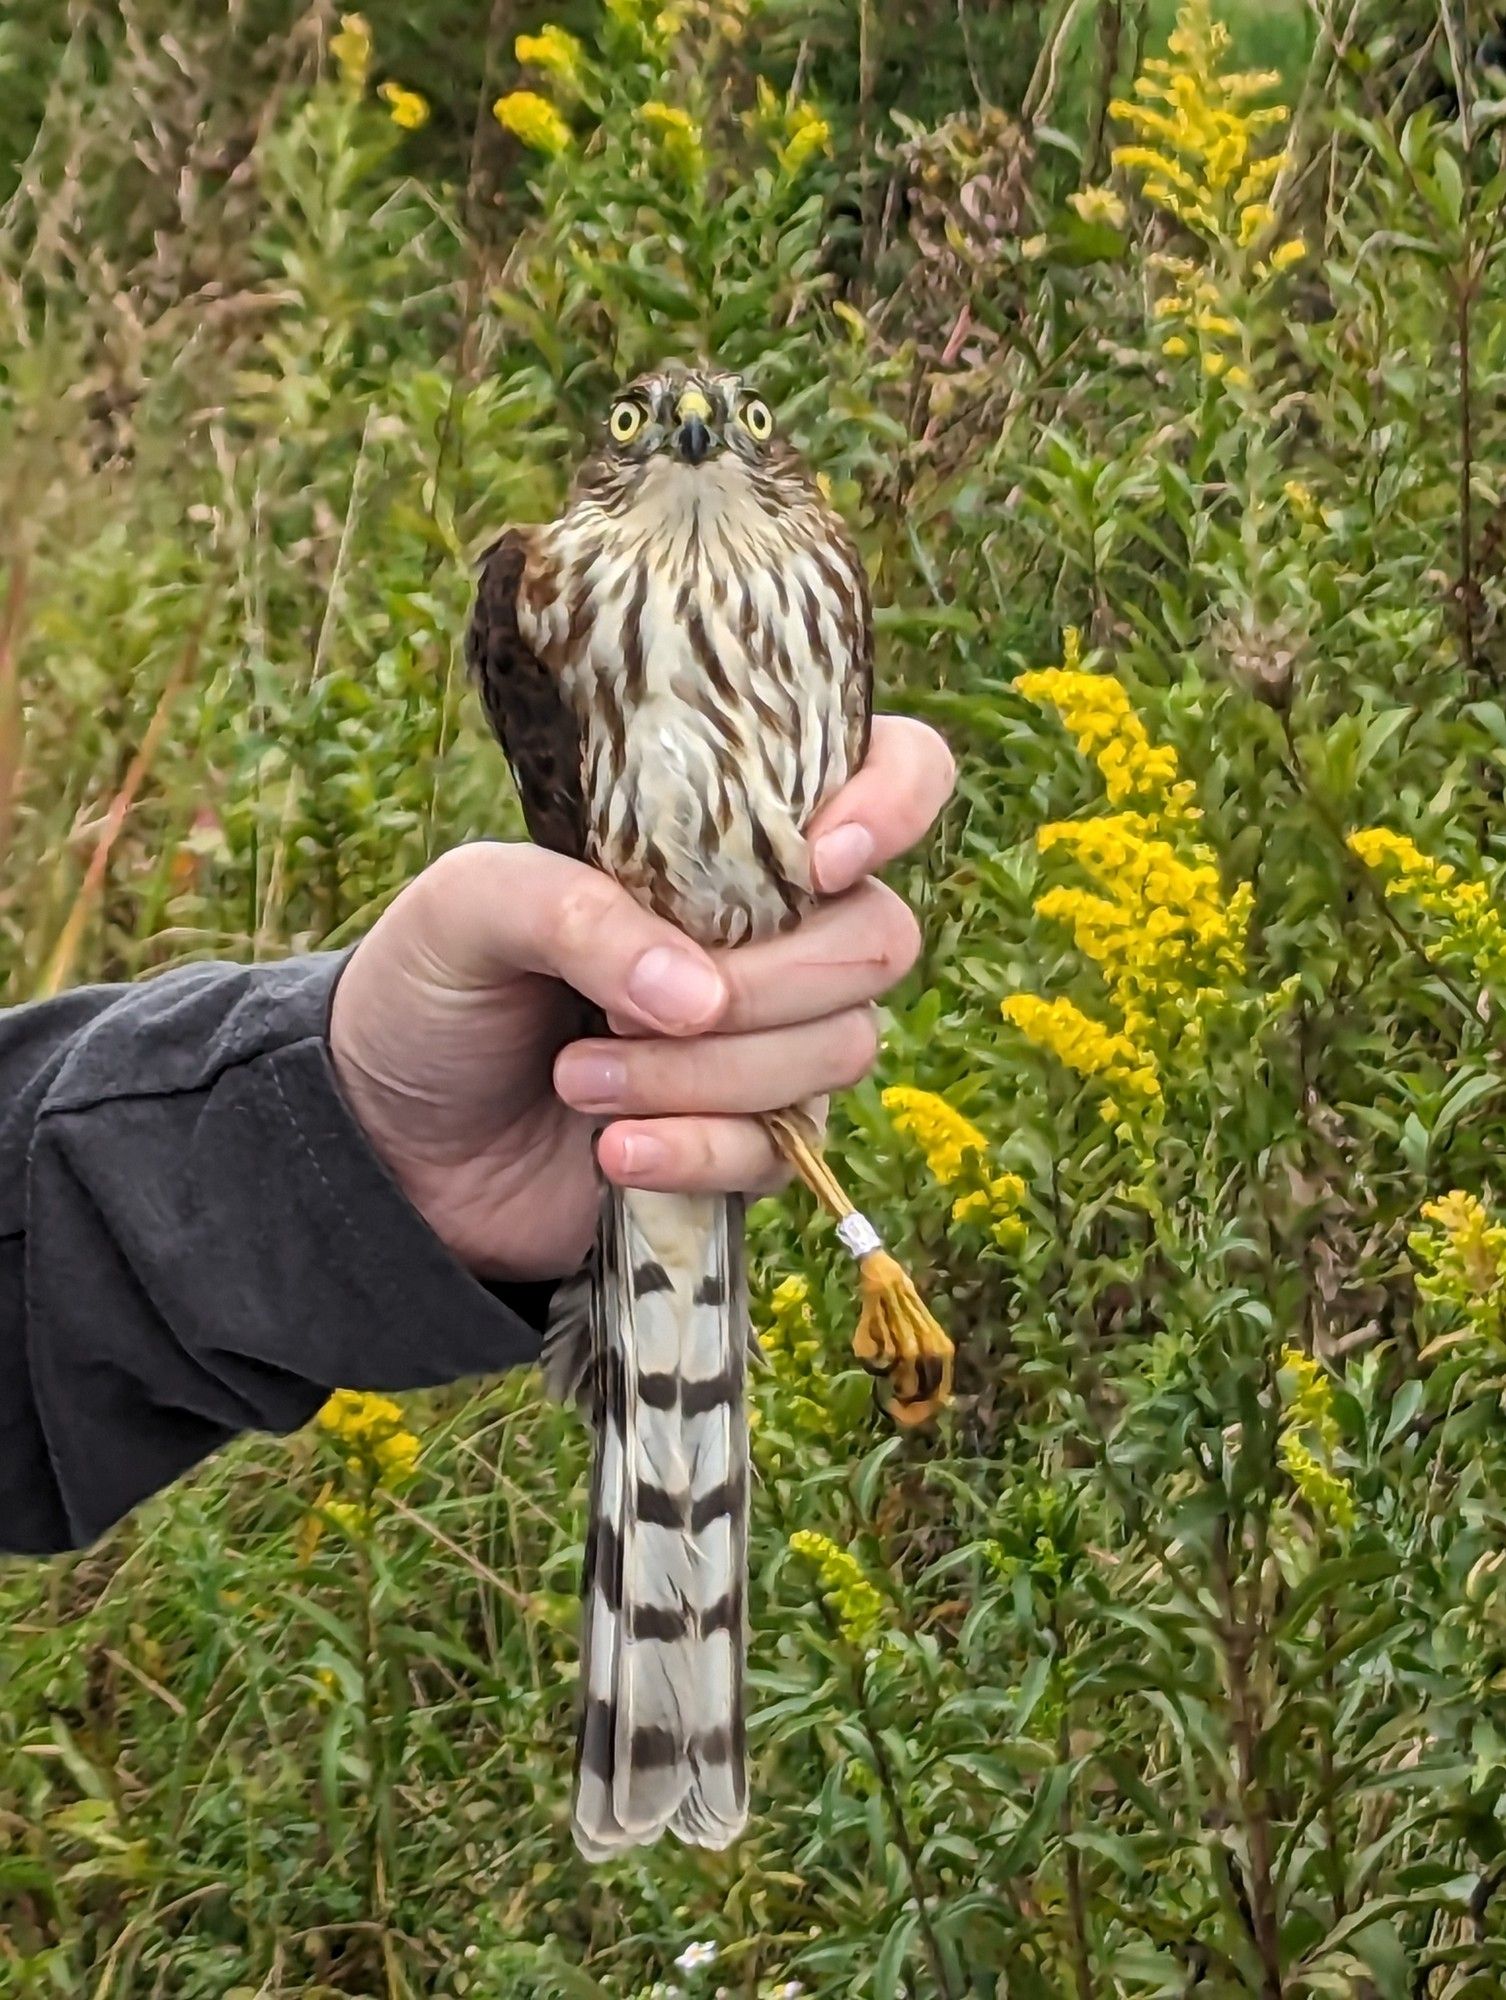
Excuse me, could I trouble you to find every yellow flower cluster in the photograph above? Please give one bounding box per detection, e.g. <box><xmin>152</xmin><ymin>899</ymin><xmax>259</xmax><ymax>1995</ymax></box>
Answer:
<box><xmin>316</xmin><ymin>1389</ymin><xmax>422</xmax><ymax>1488</ymax></box>
<box><xmin>1276</xmin><ymin>1346</ymin><xmax>1356</xmax><ymax>1532</ymax></box>
<box><xmin>1110</xmin><ymin>1</ymin><xmax>1290</xmax><ymax>232</ymax></box>
<box><xmin>748</xmin><ymin>80</ymin><xmax>832</xmax><ymax>177</ymax></box>
<box><xmin>1282</xmin><ymin>478</ymin><xmax>1336</xmax><ymax>532</ymax></box>
<box><xmin>1034</xmin><ymin>812</ymin><xmax>1252</xmax><ymax>1043</ymax></box>
<box><xmin>882</xmin><ymin>1086</ymin><xmax>1027</xmax><ymax>1247</ymax></box>
<box><xmin>1010</xmin><ymin>634</ymin><xmax>1250</xmax><ymax>1128</ymax></box>
<box><xmin>881</xmin><ymin>1086</ymin><xmax>986</xmax><ymax>1183</ymax></box>
<box><xmin>1002</xmin><ymin>994</ymin><xmax>1162</xmax><ymax>1114</ymax></box>
<box><xmin>378</xmin><ymin>82</ymin><xmax>429</xmax><ymax>131</ymax></box>
<box><xmin>641</xmin><ymin>100</ymin><xmax>705</xmax><ymax>179</ymax></box>
<box><xmin>514</xmin><ymin>24</ymin><xmax>584</xmax><ymax>89</ymax></box>
<box><xmin>1109</xmin><ymin>3</ymin><xmax>1305</xmax><ymax>385</ymax></box>
<box><xmin>1410</xmin><ymin>1190</ymin><xmax>1506</xmax><ymax>1347</ymax></box>
<box><xmin>331</xmin><ymin>11</ymin><xmax>372</xmax><ymax>91</ymax></box>
<box><xmin>1068</xmin><ymin>184</ymin><xmax>1127</xmax><ymax>229</ymax></box>
<box><xmin>494</xmin><ymin>89</ymin><xmax>572</xmax><ymax>156</ymax></box>
<box><xmin>1349</xmin><ymin>827</ymin><xmax>1506</xmax><ymax>988</ymax></box>
<box><xmin>606</xmin><ymin>0</ymin><xmax>684</xmax><ymax>41</ymax></box>
<box><xmin>757</xmin><ymin>1275</ymin><xmax>829</xmax><ymax>1439</ymax></box>
<box><xmin>1015</xmin><ymin>629</ymin><xmax>1196</xmax><ymax>820</ymax></box>
<box><xmin>950</xmin><ymin>1173</ymin><xmax>1027</xmax><ymax>1251</ymax></box>
<box><xmin>789</xmin><ymin>1530</ymin><xmax>886</xmax><ymax>1647</ymax></box>
<box><xmin>780</xmin><ymin>101</ymin><xmax>832</xmax><ymax>176</ymax></box>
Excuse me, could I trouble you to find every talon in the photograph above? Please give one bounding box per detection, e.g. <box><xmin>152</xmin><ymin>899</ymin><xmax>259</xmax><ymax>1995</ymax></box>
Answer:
<box><xmin>891</xmin><ymin>1390</ymin><xmax>948</xmax><ymax>1428</ymax></box>
<box><xmin>913</xmin><ymin>1354</ymin><xmax>946</xmax><ymax>1402</ymax></box>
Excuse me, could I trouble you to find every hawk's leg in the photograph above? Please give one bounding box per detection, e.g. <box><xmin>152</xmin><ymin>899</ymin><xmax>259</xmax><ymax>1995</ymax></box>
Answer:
<box><xmin>762</xmin><ymin>1108</ymin><xmax>954</xmax><ymax>1426</ymax></box>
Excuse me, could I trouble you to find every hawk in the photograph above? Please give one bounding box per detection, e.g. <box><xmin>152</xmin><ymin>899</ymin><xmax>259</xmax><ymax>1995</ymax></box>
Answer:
<box><xmin>466</xmin><ymin>362</ymin><xmax>948</xmax><ymax>1860</ymax></box>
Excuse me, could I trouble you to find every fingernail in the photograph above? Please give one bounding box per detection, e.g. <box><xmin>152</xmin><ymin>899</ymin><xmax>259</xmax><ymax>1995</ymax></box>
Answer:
<box><xmin>555</xmin><ymin>1048</ymin><xmax>626</xmax><ymax>1111</ymax></box>
<box><xmin>616</xmin><ymin>1130</ymin><xmax>671</xmax><ymax>1179</ymax></box>
<box><xmin>812</xmin><ymin>822</ymin><xmax>875</xmax><ymax>892</ymax></box>
<box><xmin>627</xmin><ymin>946</ymin><xmax>725</xmax><ymax>1030</ymax></box>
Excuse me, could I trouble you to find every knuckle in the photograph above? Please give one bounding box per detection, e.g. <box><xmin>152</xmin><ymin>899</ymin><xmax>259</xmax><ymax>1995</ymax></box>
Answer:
<box><xmin>421</xmin><ymin>839</ymin><xmax>497</xmax><ymax>899</ymax></box>
<box><xmin>746</xmin><ymin>1143</ymin><xmax>792</xmax><ymax>1196</ymax></box>
<box><xmin>686</xmin><ymin>1120</ymin><xmax>722</xmax><ymax>1184</ymax></box>
<box><xmin>551</xmin><ymin>871</ymin><xmax>617</xmax><ymax>960</ymax></box>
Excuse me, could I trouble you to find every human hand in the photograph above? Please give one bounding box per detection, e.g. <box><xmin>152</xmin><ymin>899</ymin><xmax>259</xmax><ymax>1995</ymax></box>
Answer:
<box><xmin>329</xmin><ymin>716</ymin><xmax>955</xmax><ymax>1282</ymax></box>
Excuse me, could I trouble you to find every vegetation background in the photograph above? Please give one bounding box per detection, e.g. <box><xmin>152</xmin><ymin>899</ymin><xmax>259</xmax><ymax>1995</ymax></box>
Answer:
<box><xmin>6</xmin><ymin>0</ymin><xmax>1506</xmax><ymax>1993</ymax></box>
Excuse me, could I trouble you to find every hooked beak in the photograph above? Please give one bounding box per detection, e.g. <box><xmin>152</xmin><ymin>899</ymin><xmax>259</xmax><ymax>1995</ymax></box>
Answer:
<box><xmin>675</xmin><ymin>416</ymin><xmax>713</xmax><ymax>464</ymax></box>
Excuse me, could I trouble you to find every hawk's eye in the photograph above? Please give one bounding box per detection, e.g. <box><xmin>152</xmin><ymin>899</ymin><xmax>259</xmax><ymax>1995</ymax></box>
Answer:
<box><xmin>738</xmin><ymin>397</ymin><xmax>774</xmax><ymax>441</ymax></box>
<box><xmin>609</xmin><ymin>401</ymin><xmax>644</xmax><ymax>443</ymax></box>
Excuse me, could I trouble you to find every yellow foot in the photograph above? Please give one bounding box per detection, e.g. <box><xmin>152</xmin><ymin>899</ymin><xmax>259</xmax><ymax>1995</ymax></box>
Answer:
<box><xmin>851</xmin><ymin>1246</ymin><xmax>955</xmax><ymax>1427</ymax></box>
<box><xmin>762</xmin><ymin>1110</ymin><xmax>955</xmax><ymax>1428</ymax></box>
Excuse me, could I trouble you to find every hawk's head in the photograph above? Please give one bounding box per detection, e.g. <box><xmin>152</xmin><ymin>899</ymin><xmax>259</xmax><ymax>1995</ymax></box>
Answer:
<box><xmin>599</xmin><ymin>363</ymin><xmax>775</xmax><ymax>469</ymax></box>
<box><xmin>570</xmin><ymin>362</ymin><xmax>820</xmax><ymax>522</ymax></box>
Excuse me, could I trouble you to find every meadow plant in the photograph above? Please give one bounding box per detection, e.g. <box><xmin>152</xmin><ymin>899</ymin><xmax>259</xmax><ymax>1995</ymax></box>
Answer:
<box><xmin>8</xmin><ymin>0</ymin><xmax>1506</xmax><ymax>1992</ymax></box>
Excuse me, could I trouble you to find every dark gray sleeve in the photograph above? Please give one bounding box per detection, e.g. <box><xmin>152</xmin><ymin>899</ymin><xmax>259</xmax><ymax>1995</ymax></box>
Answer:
<box><xmin>0</xmin><ymin>955</ymin><xmax>550</xmax><ymax>1555</ymax></box>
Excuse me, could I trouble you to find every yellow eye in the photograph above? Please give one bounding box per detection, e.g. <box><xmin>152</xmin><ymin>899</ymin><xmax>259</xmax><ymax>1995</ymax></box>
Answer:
<box><xmin>739</xmin><ymin>397</ymin><xmax>774</xmax><ymax>440</ymax></box>
<box><xmin>609</xmin><ymin>401</ymin><xmax>644</xmax><ymax>442</ymax></box>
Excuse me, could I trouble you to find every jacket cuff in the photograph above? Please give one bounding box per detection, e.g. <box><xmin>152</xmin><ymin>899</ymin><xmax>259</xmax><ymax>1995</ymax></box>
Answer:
<box><xmin>249</xmin><ymin>953</ymin><xmax>552</xmax><ymax>1394</ymax></box>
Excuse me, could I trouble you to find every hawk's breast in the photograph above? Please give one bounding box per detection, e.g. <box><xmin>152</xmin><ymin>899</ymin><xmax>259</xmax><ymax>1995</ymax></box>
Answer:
<box><xmin>519</xmin><ymin>459</ymin><xmax>868</xmax><ymax>948</ymax></box>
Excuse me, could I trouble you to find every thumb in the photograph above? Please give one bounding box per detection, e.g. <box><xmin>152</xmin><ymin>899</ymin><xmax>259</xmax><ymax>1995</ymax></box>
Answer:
<box><xmin>406</xmin><ymin>841</ymin><xmax>730</xmax><ymax>1036</ymax></box>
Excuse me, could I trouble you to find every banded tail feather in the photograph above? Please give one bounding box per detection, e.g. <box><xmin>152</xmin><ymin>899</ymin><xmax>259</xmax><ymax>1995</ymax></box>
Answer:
<box><xmin>544</xmin><ymin>1186</ymin><xmax>750</xmax><ymax>1859</ymax></box>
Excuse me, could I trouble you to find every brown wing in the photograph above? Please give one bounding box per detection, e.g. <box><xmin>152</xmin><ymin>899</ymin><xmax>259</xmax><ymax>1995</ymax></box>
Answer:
<box><xmin>466</xmin><ymin>528</ymin><xmax>586</xmax><ymax>861</ymax></box>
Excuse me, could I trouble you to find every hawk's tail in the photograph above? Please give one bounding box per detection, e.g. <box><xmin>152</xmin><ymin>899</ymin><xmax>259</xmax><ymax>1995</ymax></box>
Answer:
<box><xmin>544</xmin><ymin>1187</ymin><xmax>750</xmax><ymax>1860</ymax></box>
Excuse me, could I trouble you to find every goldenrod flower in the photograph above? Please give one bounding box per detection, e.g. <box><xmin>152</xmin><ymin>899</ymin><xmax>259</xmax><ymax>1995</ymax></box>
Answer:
<box><xmin>641</xmin><ymin>99</ymin><xmax>704</xmax><ymax>178</ymax></box>
<box><xmin>1109</xmin><ymin>0</ymin><xmax>1300</xmax><ymax>389</ymax></box>
<box><xmin>1015</xmin><ymin>630</ymin><xmax>1196</xmax><ymax>822</ymax></box>
<box><xmin>789</xmin><ymin>1530</ymin><xmax>885</xmax><ymax>1646</ymax></box>
<box><xmin>770</xmin><ymin>1274</ymin><xmax>810</xmax><ymax>1318</ymax></box>
<box><xmin>951</xmin><ymin>1172</ymin><xmax>1027</xmax><ymax>1250</ymax></box>
<box><xmin>1348</xmin><ymin>827</ymin><xmax>1506</xmax><ymax>987</ymax></box>
<box><xmin>1270</xmin><ymin>236</ymin><xmax>1306</xmax><ymax>270</ymax></box>
<box><xmin>1033</xmin><ymin>812</ymin><xmax>1250</xmax><ymax>1042</ymax></box>
<box><xmin>1109</xmin><ymin>0</ymin><xmax>1289</xmax><ymax>218</ymax></box>
<box><xmin>1069</xmin><ymin>184</ymin><xmax>1127</xmax><ymax>228</ymax></box>
<box><xmin>778</xmin><ymin>100</ymin><xmax>832</xmax><ymax>175</ymax></box>
<box><xmin>378</xmin><ymin>82</ymin><xmax>429</xmax><ymax>131</ymax></box>
<box><xmin>1410</xmin><ymin>1191</ymin><xmax>1506</xmax><ymax>1349</ymax></box>
<box><xmin>1002</xmin><ymin>994</ymin><xmax>1161</xmax><ymax>1110</ymax></box>
<box><xmin>1237</xmin><ymin>200</ymin><xmax>1276</xmax><ymax>244</ymax></box>
<box><xmin>331</xmin><ymin>11</ymin><xmax>373</xmax><ymax>91</ymax></box>
<box><xmin>514</xmin><ymin>24</ymin><xmax>584</xmax><ymax>88</ymax></box>
<box><xmin>1234</xmin><ymin>153</ymin><xmax>1287</xmax><ymax>204</ymax></box>
<box><xmin>493</xmin><ymin>89</ymin><xmax>572</xmax><ymax>155</ymax></box>
<box><xmin>605</xmin><ymin>0</ymin><xmax>684</xmax><ymax>37</ymax></box>
<box><xmin>1277</xmin><ymin>1346</ymin><xmax>1355</xmax><ymax>1531</ymax></box>
<box><xmin>756</xmin><ymin>1276</ymin><xmax>833</xmax><ymax>1443</ymax></box>
<box><xmin>1013</xmin><ymin>635</ymin><xmax>1252</xmax><ymax>1125</ymax></box>
<box><xmin>883</xmin><ymin>1087</ymin><xmax>1029</xmax><ymax>1246</ymax></box>
<box><xmin>882</xmin><ymin>1085</ymin><xmax>986</xmax><ymax>1185</ymax></box>
<box><xmin>316</xmin><ymin>1389</ymin><xmax>422</xmax><ymax>1490</ymax></box>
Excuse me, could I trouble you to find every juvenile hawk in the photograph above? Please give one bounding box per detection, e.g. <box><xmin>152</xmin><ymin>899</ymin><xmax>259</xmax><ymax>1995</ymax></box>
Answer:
<box><xmin>467</xmin><ymin>363</ymin><xmax>930</xmax><ymax>1860</ymax></box>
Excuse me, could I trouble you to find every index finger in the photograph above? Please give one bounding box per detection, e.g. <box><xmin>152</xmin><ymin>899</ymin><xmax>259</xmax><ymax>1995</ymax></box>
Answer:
<box><xmin>807</xmin><ymin>714</ymin><xmax>956</xmax><ymax>894</ymax></box>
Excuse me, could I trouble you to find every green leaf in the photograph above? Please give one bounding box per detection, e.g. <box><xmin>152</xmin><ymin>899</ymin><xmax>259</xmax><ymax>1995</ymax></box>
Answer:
<box><xmin>873</xmin><ymin>1908</ymin><xmax>919</xmax><ymax>1999</ymax></box>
